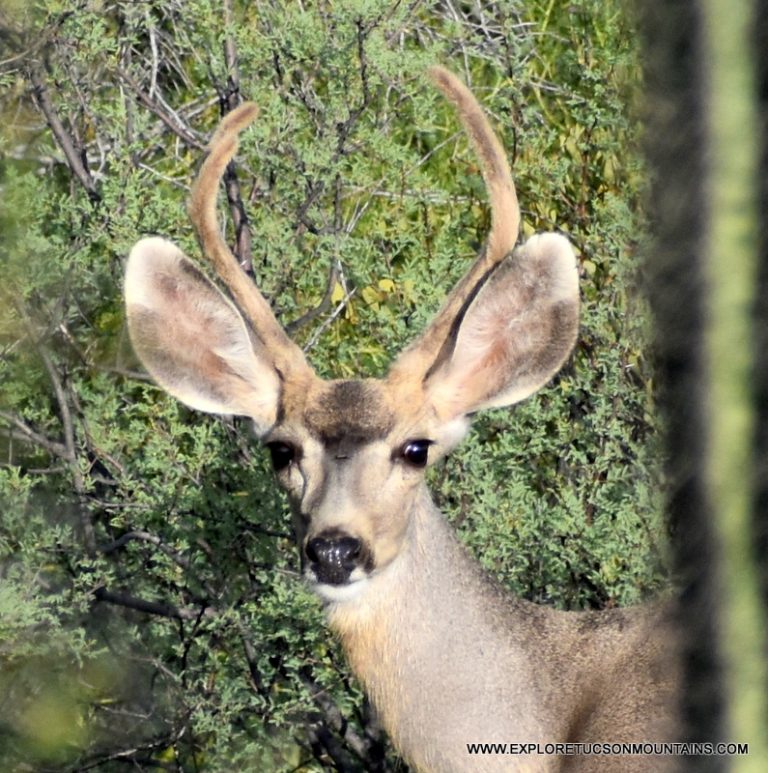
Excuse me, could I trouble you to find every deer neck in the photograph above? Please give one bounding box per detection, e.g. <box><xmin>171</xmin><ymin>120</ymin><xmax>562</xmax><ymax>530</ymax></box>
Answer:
<box><xmin>324</xmin><ymin>487</ymin><xmax>562</xmax><ymax>769</ymax></box>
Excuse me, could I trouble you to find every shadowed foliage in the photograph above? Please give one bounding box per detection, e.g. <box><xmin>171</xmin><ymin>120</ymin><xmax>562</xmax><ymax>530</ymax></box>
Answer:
<box><xmin>5</xmin><ymin>0</ymin><xmax>757</xmax><ymax>770</ymax></box>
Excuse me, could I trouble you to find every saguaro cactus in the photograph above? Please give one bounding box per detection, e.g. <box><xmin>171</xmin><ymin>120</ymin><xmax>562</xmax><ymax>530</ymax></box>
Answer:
<box><xmin>641</xmin><ymin>1</ymin><xmax>768</xmax><ymax>770</ymax></box>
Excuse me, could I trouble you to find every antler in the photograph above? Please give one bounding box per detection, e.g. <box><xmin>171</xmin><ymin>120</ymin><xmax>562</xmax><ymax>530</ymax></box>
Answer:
<box><xmin>187</xmin><ymin>72</ymin><xmax>517</xmax><ymax>387</ymax></box>
<box><xmin>388</xmin><ymin>66</ymin><xmax>520</xmax><ymax>382</ymax></box>
<box><xmin>188</xmin><ymin>103</ymin><xmax>310</xmax><ymax>377</ymax></box>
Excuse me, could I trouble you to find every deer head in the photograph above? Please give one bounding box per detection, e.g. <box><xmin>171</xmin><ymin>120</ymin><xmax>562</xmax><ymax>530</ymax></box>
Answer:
<box><xmin>124</xmin><ymin>67</ymin><xmax>579</xmax><ymax>604</ymax></box>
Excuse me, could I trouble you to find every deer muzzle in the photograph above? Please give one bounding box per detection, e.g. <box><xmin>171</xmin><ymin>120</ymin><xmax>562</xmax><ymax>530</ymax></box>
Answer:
<box><xmin>305</xmin><ymin>531</ymin><xmax>369</xmax><ymax>585</ymax></box>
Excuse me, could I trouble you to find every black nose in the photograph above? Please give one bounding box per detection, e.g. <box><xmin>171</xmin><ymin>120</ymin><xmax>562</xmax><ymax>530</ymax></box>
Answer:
<box><xmin>306</xmin><ymin>534</ymin><xmax>363</xmax><ymax>585</ymax></box>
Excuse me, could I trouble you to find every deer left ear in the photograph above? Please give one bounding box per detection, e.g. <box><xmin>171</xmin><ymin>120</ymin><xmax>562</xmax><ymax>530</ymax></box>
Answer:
<box><xmin>124</xmin><ymin>236</ymin><xmax>282</xmax><ymax>432</ymax></box>
<box><xmin>425</xmin><ymin>232</ymin><xmax>579</xmax><ymax>420</ymax></box>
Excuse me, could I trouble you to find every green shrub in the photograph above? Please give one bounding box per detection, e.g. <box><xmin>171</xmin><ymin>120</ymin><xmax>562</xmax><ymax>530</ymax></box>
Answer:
<box><xmin>0</xmin><ymin>1</ymin><xmax>662</xmax><ymax>769</ymax></box>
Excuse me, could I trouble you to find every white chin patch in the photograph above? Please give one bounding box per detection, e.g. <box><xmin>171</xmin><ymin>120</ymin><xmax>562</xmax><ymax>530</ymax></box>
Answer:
<box><xmin>310</xmin><ymin>578</ymin><xmax>370</xmax><ymax>603</ymax></box>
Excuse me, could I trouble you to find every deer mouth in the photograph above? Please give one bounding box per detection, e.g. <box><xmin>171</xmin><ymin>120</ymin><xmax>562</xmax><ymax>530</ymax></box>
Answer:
<box><xmin>309</xmin><ymin>574</ymin><xmax>371</xmax><ymax>603</ymax></box>
<box><xmin>313</xmin><ymin>559</ymin><xmax>355</xmax><ymax>586</ymax></box>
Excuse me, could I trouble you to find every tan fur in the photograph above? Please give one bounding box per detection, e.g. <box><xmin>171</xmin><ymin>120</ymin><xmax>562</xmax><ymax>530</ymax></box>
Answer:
<box><xmin>124</xmin><ymin>69</ymin><xmax>679</xmax><ymax>772</ymax></box>
<box><xmin>326</xmin><ymin>500</ymin><xmax>679</xmax><ymax>771</ymax></box>
<box><xmin>188</xmin><ymin>101</ymin><xmax>311</xmax><ymax>379</ymax></box>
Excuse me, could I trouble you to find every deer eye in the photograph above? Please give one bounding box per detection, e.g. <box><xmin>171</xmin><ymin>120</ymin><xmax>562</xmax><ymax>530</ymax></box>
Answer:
<box><xmin>266</xmin><ymin>441</ymin><xmax>296</xmax><ymax>472</ymax></box>
<box><xmin>400</xmin><ymin>439</ymin><xmax>432</xmax><ymax>468</ymax></box>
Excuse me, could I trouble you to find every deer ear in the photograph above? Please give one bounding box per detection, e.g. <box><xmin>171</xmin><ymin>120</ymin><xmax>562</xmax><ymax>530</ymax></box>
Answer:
<box><xmin>425</xmin><ymin>233</ymin><xmax>579</xmax><ymax>420</ymax></box>
<box><xmin>124</xmin><ymin>236</ymin><xmax>281</xmax><ymax>434</ymax></box>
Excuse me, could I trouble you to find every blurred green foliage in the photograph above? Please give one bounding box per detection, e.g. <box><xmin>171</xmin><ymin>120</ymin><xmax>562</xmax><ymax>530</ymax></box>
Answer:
<box><xmin>0</xmin><ymin>0</ymin><xmax>665</xmax><ymax>769</ymax></box>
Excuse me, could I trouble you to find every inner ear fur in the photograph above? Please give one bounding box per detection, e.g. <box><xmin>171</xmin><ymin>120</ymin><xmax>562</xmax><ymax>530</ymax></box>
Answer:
<box><xmin>425</xmin><ymin>232</ymin><xmax>579</xmax><ymax>420</ymax></box>
<box><xmin>125</xmin><ymin>236</ymin><xmax>281</xmax><ymax>432</ymax></box>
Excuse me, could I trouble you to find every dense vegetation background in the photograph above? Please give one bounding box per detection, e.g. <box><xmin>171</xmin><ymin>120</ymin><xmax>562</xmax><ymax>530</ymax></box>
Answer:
<box><xmin>0</xmin><ymin>1</ymin><xmax>668</xmax><ymax>769</ymax></box>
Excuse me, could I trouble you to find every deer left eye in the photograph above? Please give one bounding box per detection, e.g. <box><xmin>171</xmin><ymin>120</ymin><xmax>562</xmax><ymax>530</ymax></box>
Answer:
<box><xmin>400</xmin><ymin>439</ymin><xmax>432</xmax><ymax>468</ymax></box>
<box><xmin>266</xmin><ymin>441</ymin><xmax>296</xmax><ymax>472</ymax></box>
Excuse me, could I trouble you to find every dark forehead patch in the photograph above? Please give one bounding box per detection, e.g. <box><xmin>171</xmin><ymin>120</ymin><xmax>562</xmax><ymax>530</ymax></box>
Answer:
<box><xmin>304</xmin><ymin>380</ymin><xmax>394</xmax><ymax>442</ymax></box>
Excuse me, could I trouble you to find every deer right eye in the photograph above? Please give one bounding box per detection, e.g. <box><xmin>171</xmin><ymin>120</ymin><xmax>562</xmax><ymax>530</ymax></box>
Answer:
<box><xmin>266</xmin><ymin>442</ymin><xmax>295</xmax><ymax>471</ymax></box>
<box><xmin>400</xmin><ymin>439</ymin><xmax>432</xmax><ymax>468</ymax></box>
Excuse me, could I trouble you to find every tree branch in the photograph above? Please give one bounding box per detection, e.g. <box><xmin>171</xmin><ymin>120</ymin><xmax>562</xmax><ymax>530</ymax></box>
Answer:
<box><xmin>0</xmin><ymin>409</ymin><xmax>69</xmax><ymax>459</ymax></box>
<box><xmin>14</xmin><ymin>298</ymin><xmax>95</xmax><ymax>551</ymax></box>
<box><xmin>300</xmin><ymin>668</ymin><xmax>384</xmax><ymax>769</ymax></box>
<box><xmin>29</xmin><ymin>67</ymin><xmax>101</xmax><ymax>203</ymax></box>
<box><xmin>93</xmin><ymin>586</ymin><xmax>216</xmax><ymax>621</ymax></box>
<box><xmin>219</xmin><ymin>0</ymin><xmax>254</xmax><ymax>274</ymax></box>
<box><xmin>100</xmin><ymin>529</ymin><xmax>190</xmax><ymax>568</ymax></box>
<box><xmin>222</xmin><ymin>0</ymin><xmax>241</xmax><ymax>110</ymax></box>
<box><xmin>286</xmin><ymin>261</ymin><xmax>341</xmax><ymax>334</ymax></box>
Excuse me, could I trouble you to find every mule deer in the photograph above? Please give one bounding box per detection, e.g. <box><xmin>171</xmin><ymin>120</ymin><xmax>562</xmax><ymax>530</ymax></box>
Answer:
<box><xmin>124</xmin><ymin>68</ymin><xmax>679</xmax><ymax>771</ymax></box>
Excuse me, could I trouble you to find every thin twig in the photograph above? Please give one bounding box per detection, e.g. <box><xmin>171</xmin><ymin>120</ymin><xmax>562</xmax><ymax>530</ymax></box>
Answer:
<box><xmin>117</xmin><ymin>67</ymin><xmax>205</xmax><ymax>150</ymax></box>
<box><xmin>303</xmin><ymin>287</ymin><xmax>357</xmax><ymax>352</ymax></box>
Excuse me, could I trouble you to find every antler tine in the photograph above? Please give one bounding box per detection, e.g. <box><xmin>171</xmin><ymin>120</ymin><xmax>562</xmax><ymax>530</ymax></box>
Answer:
<box><xmin>389</xmin><ymin>67</ymin><xmax>520</xmax><ymax>381</ymax></box>
<box><xmin>188</xmin><ymin>103</ymin><xmax>309</xmax><ymax>376</ymax></box>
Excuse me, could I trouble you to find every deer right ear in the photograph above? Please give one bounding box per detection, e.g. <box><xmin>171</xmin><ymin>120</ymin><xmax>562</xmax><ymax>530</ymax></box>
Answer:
<box><xmin>124</xmin><ymin>236</ymin><xmax>281</xmax><ymax>433</ymax></box>
<box><xmin>425</xmin><ymin>232</ymin><xmax>579</xmax><ymax>420</ymax></box>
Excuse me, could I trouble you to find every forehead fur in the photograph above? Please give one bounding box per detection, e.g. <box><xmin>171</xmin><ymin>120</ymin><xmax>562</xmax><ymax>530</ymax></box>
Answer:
<box><xmin>300</xmin><ymin>379</ymin><xmax>395</xmax><ymax>442</ymax></box>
